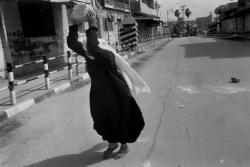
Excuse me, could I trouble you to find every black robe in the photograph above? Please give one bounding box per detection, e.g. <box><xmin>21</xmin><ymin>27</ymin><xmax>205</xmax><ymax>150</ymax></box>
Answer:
<box><xmin>67</xmin><ymin>25</ymin><xmax>145</xmax><ymax>143</ymax></box>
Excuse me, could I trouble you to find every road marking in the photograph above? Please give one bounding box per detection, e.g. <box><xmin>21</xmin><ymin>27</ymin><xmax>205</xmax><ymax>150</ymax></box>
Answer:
<box><xmin>177</xmin><ymin>86</ymin><xmax>200</xmax><ymax>94</ymax></box>
<box><xmin>177</xmin><ymin>85</ymin><xmax>250</xmax><ymax>94</ymax></box>
<box><xmin>219</xmin><ymin>159</ymin><xmax>225</xmax><ymax>164</ymax></box>
<box><xmin>143</xmin><ymin>160</ymin><xmax>153</xmax><ymax>167</ymax></box>
<box><xmin>137</xmin><ymin>137</ymin><xmax>150</xmax><ymax>143</ymax></box>
<box><xmin>207</xmin><ymin>85</ymin><xmax>250</xmax><ymax>94</ymax></box>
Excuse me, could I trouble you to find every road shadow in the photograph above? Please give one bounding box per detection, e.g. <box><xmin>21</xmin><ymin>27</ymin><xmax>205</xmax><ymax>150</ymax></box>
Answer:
<box><xmin>181</xmin><ymin>39</ymin><xmax>250</xmax><ymax>59</ymax></box>
<box><xmin>24</xmin><ymin>142</ymin><xmax>107</xmax><ymax>167</ymax></box>
<box><xmin>0</xmin><ymin>118</ymin><xmax>22</xmax><ymax>148</ymax></box>
<box><xmin>0</xmin><ymin>75</ymin><xmax>69</xmax><ymax>106</ymax></box>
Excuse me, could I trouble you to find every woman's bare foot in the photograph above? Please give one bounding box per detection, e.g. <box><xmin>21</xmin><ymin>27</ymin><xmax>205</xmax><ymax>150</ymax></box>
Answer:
<box><xmin>112</xmin><ymin>144</ymin><xmax>129</xmax><ymax>160</ymax></box>
<box><xmin>103</xmin><ymin>143</ymin><xmax>118</xmax><ymax>159</ymax></box>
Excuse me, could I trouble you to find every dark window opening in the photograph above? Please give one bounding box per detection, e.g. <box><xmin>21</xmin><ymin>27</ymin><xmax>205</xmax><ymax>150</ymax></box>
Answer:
<box><xmin>18</xmin><ymin>2</ymin><xmax>56</xmax><ymax>37</ymax></box>
<box><xmin>103</xmin><ymin>18</ymin><xmax>113</xmax><ymax>31</ymax></box>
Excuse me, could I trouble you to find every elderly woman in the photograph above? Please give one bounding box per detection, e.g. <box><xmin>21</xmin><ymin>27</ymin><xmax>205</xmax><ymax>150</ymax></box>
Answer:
<box><xmin>67</xmin><ymin>8</ymin><xmax>148</xmax><ymax>159</ymax></box>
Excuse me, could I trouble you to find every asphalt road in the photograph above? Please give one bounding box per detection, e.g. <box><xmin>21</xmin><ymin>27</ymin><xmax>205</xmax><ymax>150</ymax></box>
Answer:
<box><xmin>1</xmin><ymin>37</ymin><xmax>250</xmax><ymax>167</ymax></box>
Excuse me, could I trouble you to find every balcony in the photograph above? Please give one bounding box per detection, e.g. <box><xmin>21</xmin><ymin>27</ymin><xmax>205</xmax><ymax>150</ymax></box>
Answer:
<box><xmin>141</xmin><ymin>1</ymin><xmax>157</xmax><ymax>16</ymax></box>
<box><xmin>131</xmin><ymin>0</ymin><xmax>157</xmax><ymax>16</ymax></box>
<box><xmin>101</xmin><ymin>0</ymin><xmax>130</xmax><ymax>12</ymax></box>
<box><xmin>142</xmin><ymin>0</ymin><xmax>154</xmax><ymax>9</ymax></box>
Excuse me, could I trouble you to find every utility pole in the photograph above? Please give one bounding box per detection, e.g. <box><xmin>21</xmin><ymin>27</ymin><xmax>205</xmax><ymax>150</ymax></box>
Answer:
<box><xmin>180</xmin><ymin>5</ymin><xmax>186</xmax><ymax>20</ymax></box>
<box><xmin>129</xmin><ymin>0</ymin><xmax>131</xmax><ymax>15</ymax></box>
<box><xmin>167</xmin><ymin>9</ymin><xmax>173</xmax><ymax>24</ymax></box>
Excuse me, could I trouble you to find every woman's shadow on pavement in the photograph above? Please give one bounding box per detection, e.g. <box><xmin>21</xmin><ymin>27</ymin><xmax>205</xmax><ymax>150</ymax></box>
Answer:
<box><xmin>24</xmin><ymin>142</ymin><xmax>107</xmax><ymax>167</ymax></box>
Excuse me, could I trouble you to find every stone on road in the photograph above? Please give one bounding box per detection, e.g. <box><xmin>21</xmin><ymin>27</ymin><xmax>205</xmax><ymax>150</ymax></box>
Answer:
<box><xmin>1</xmin><ymin>37</ymin><xmax>250</xmax><ymax>167</ymax></box>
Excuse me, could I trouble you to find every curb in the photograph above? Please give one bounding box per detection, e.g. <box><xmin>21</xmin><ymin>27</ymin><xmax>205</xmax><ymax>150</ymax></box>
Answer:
<box><xmin>0</xmin><ymin>73</ymin><xmax>90</xmax><ymax>123</ymax></box>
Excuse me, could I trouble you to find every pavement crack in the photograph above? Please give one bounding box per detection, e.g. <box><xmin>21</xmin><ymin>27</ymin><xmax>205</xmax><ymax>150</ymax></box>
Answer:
<box><xmin>145</xmin><ymin>94</ymin><xmax>169</xmax><ymax>160</ymax></box>
<box><xmin>145</xmin><ymin>55</ymin><xmax>180</xmax><ymax>161</ymax></box>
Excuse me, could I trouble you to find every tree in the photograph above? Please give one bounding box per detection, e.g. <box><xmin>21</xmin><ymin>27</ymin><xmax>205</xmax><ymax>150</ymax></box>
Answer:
<box><xmin>174</xmin><ymin>9</ymin><xmax>180</xmax><ymax>20</ymax></box>
<box><xmin>185</xmin><ymin>8</ymin><xmax>192</xmax><ymax>20</ymax></box>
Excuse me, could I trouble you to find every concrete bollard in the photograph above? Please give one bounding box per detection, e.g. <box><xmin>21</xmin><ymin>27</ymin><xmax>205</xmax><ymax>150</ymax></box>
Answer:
<box><xmin>43</xmin><ymin>56</ymin><xmax>50</xmax><ymax>89</ymax></box>
<box><xmin>7</xmin><ymin>63</ymin><xmax>16</xmax><ymax>105</ymax></box>
<box><xmin>116</xmin><ymin>42</ymin><xmax>119</xmax><ymax>53</ymax></box>
<box><xmin>75</xmin><ymin>54</ymin><xmax>79</xmax><ymax>76</ymax></box>
<box><xmin>67</xmin><ymin>51</ymin><xmax>73</xmax><ymax>80</ymax></box>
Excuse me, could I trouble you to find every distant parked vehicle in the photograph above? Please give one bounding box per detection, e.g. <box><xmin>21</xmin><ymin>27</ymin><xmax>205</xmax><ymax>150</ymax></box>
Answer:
<box><xmin>190</xmin><ymin>27</ymin><xmax>197</xmax><ymax>36</ymax></box>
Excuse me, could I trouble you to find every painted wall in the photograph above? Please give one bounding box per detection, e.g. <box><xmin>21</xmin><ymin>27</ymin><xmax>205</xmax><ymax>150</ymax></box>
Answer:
<box><xmin>245</xmin><ymin>13</ymin><xmax>250</xmax><ymax>32</ymax></box>
<box><xmin>0</xmin><ymin>37</ymin><xmax>5</xmax><ymax>79</ymax></box>
<box><xmin>221</xmin><ymin>18</ymin><xmax>235</xmax><ymax>33</ymax></box>
<box><xmin>2</xmin><ymin>1</ymin><xmax>68</xmax><ymax>76</ymax></box>
<box><xmin>236</xmin><ymin>17</ymin><xmax>244</xmax><ymax>33</ymax></box>
<box><xmin>98</xmin><ymin>10</ymin><xmax>120</xmax><ymax>49</ymax></box>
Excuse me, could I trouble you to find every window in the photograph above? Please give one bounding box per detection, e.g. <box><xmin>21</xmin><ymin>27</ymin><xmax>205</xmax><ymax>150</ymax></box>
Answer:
<box><xmin>103</xmin><ymin>18</ymin><xmax>113</xmax><ymax>31</ymax></box>
<box><xmin>18</xmin><ymin>2</ymin><xmax>56</xmax><ymax>37</ymax></box>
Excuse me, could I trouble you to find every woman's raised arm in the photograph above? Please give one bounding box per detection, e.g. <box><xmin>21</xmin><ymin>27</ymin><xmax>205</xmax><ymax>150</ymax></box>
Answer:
<box><xmin>67</xmin><ymin>24</ymin><xmax>87</xmax><ymax>58</ymax></box>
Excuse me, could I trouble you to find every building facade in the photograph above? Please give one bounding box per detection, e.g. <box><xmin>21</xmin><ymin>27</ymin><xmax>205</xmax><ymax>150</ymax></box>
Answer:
<box><xmin>130</xmin><ymin>0</ymin><xmax>161</xmax><ymax>39</ymax></box>
<box><xmin>95</xmin><ymin>0</ymin><xmax>130</xmax><ymax>49</ymax></box>
<box><xmin>196</xmin><ymin>14</ymin><xmax>213</xmax><ymax>33</ymax></box>
<box><xmin>215</xmin><ymin>0</ymin><xmax>250</xmax><ymax>36</ymax></box>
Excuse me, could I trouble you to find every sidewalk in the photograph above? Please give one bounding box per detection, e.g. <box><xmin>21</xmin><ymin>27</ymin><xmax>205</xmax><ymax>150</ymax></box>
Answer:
<box><xmin>206</xmin><ymin>33</ymin><xmax>250</xmax><ymax>40</ymax></box>
<box><xmin>0</xmin><ymin>38</ymin><xmax>171</xmax><ymax>123</ymax></box>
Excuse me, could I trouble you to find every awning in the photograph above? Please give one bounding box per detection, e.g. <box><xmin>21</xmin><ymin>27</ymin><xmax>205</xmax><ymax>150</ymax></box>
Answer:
<box><xmin>133</xmin><ymin>13</ymin><xmax>160</xmax><ymax>22</ymax></box>
<box><xmin>70</xmin><ymin>0</ymin><xmax>91</xmax><ymax>4</ymax></box>
<box><xmin>49</xmin><ymin>0</ymin><xmax>70</xmax><ymax>2</ymax></box>
<box><xmin>123</xmin><ymin>14</ymin><xmax>137</xmax><ymax>25</ymax></box>
<box><xmin>10</xmin><ymin>0</ymin><xmax>91</xmax><ymax>3</ymax></box>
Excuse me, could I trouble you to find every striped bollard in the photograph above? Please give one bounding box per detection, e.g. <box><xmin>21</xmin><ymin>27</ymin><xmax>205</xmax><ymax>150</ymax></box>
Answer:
<box><xmin>116</xmin><ymin>42</ymin><xmax>119</xmax><ymax>53</ymax></box>
<box><xmin>43</xmin><ymin>56</ymin><xmax>50</xmax><ymax>89</ymax></box>
<box><xmin>138</xmin><ymin>40</ymin><xmax>141</xmax><ymax>51</ymax></box>
<box><xmin>142</xmin><ymin>39</ymin><xmax>144</xmax><ymax>50</ymax></box>
<box><xmin>135</xmin><ymin>41</ymin><xmax>139</xmax><ymax>53</ymax></box>
<box><xmin>67</xmin><ymin>51</ymin><xmax>72</xmax><ymax>80</ymax></box>
<box><xmin>128</xmin><ymin>46</ymin><xmax>131</xmax><ymax>57</ymax></box>
<box><xmin>144</xmin><ymin>38</ymin><xmax>146</xmax><ymax>48</ymax></box>
<box><xmin>142</xmin><ymin>40</ymin><xmax>144</xmax><ymax>51</ymax></box>
<box><xmin>122</xmin><ymin>43</ymin><xmax>125</xmax><ymax>56</ymax></box>
<box><xmin>7</xmin><ymin>63</ymin><xmax>16</xmax><ymax>105</ymax></box>
<box><xmin>75</xmin><ymin>54</ymin><xmax>79</xmax><ymax>76</ymax></box>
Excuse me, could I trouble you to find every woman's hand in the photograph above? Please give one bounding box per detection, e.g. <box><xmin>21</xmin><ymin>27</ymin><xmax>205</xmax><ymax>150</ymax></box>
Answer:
<box><xmin>86</xmin><ymin>8</ymin><xmax>98</xmax><ymax>28</ymax></box>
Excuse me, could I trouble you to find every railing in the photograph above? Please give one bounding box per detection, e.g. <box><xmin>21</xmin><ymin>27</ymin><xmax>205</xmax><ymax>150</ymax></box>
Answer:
<box><xmin>0</xmin><ymin>34</ymin><xmax>168</xmax><ymax>105</ymax></box>
<box><xmin>0</xmin><ymin>53</ymin><xmax>86</xmax><ymax>105</ymax></box>
<box><xmin>116</xmin><ymin>34</ymin><xmax>168</xmax><ymax>54</ymax></box>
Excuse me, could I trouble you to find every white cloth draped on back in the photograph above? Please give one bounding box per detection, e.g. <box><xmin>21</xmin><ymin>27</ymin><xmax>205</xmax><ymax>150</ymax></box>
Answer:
<box><xmin>81</xmin><ymin>37</ymin><xmax>151</xmax><ymax>95</ymax></box>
